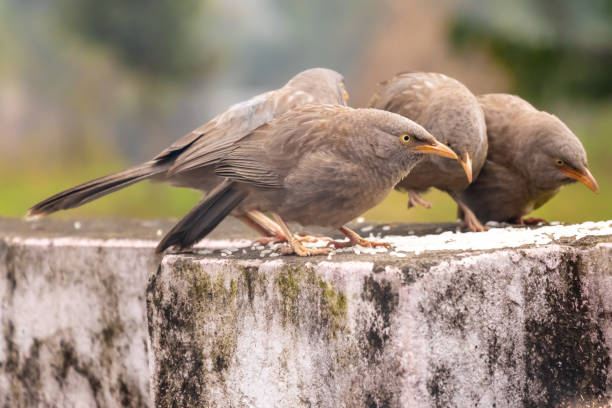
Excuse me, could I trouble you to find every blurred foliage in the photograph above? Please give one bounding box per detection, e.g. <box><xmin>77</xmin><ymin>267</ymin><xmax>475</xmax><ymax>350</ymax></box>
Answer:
<box><xmin>0</xmin><ymin>0</ymin><xmax>610</xmax><ymax>225</ymax></box>
<box><xmin>4</xmin><ymin>101</ymin><xmax>609</xmax><ymax>223</ymax></box>
<box><xmin>58</xmin><ymin>0</ymin><xmax>219</xmax><ymax>79</ymax></box>
<box><xmin>450</xmin><ymin>0</ymin><xmax>612</xmax><ymax>103</ymax></box>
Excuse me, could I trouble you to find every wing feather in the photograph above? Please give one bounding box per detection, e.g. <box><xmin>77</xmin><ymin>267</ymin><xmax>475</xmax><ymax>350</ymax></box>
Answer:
<box><xmin>214</xmin><ymin>104</ymin><xmax>350</xmax><ymax>189</ymax></box>
<box><xmin>167</xmin><ymin>88</ymin><xmax>327</xmax><ymax>176</ymax></box>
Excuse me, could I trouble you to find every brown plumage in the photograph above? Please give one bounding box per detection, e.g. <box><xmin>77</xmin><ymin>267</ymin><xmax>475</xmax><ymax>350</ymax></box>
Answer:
<box><xmin>156</xmin><ymin>104</ymin><xmax>460</xmax><ymax>255</ymax></box>
<box><xmin>459</xmin><ymin>94</ymin><xmax>599</xmax><ymax>224</ymax></box>
<box><xmin>28</xmin><ymin>68</ymin><xmax>349</xmax><ymax>237</ymax></box>
<box><xmin>369</xmin><ymin>72</ymin><xmax>488</xmax><ymax>231</ymax></box>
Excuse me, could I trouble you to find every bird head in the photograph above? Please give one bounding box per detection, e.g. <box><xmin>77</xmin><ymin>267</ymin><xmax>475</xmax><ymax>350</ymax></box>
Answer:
<box><xmin>375</xmin><ymin>111</ymin><xmax>459</xmax><ymax>160</ymax></box>
<box><xmin>524</xmin><ymin>113</ymin><xmax>599</xmax><ymax>193</ymax></box>
<box><xmin>423</xmin><ymin>105</ymin><xmax>487</xmax><ymax>184</ymax></box>
<box><xmin>287</xmin><ymin>68</ymin><xmax>349</xmax><ymax>106</ymax></box>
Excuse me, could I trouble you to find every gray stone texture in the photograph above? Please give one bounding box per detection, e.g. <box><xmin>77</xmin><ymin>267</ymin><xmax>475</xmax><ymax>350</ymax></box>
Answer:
<box><xmin>2</xmin><ymin>217</ymin><xmax>612</xmax><ymax>407</ymax></box>
<box><xmin>148</xmin><ymin>223</ymin><xmax>612</xmax><ymax>408</ymax></box>
<box><xmin>0</xmin><ymin>218</ymin><xmax>167</xmax><ymax>407</ymax></box>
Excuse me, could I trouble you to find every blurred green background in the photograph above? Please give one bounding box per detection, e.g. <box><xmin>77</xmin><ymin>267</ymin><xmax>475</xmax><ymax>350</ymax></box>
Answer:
<box><xmin>1</xmin><ymin>0</ymin><xmax>610</xmax><ymax>224</ymax></box>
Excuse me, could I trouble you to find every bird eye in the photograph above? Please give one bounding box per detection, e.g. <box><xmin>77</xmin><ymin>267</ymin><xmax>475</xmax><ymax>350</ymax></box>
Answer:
<box><xmin>401</xmin><ymin>134</ymin><xmax>412</xmax><ymax>144</ymax></box>
<box><xmin>555</xmin><ymin>159</ymin><xmax>564</xmax><ymax>166</ymax></box>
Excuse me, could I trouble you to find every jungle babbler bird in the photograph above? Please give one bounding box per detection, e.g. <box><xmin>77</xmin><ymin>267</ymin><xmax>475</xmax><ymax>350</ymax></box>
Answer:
<box><xmin>156</xmin><ymin>104</ymin><xmax>460</xmax><ymax>256</ymax></box>
<box><xmin>369</xmin><ymin>72</ymin><xmax>488</xmax><ymax>231</ymax></box>
<box><xmin>28</xmin><ymin>68</ymin><xmax>350</xmax><ymax>240</ymax></box>
<box><xmin>458</xmin><ymin>93</ymin><xmax>599</xmax><ymax>225</ymax></box>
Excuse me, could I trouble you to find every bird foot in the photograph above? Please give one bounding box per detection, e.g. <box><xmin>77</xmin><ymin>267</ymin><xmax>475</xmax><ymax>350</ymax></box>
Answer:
<box><xmin>295</xmin><ymin>232</ymin><xmax>333</xmax><ymax>243</ymax></box>
<box><xmin>255</xmin><ymin>232</ymin><xmax>331</xmax><ymax>245</ymax></box>
<box><xmin>255</xmin><ymin>235</ymin><xmax>286</xmax><ymax>245</ymax></box>
<box><xmin>511</xmin><ymin>217</ymin><xmax>548</xmax><ymax>226</ymax></box>
<box><xmin>407</xmin><ymin>192</ymin><xmax>432</xmax><ymax>209</ymax></box>
<box><xmin>460</xmin><ymin>213</ymin><xmax>488</xmax><ymax>232</ymax></box>
<box><xmin>327</xmin><ymin>238</ymin><xmax>391</xmax><ymax>249</ymax></box>
<box><xmin>280</xmin><ymin>240</ymin><xmax>331</xmax><ymax>257</ymax></box>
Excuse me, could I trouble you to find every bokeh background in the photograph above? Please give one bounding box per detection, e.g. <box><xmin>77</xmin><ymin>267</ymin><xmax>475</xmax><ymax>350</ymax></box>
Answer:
<box><xmin>1</xmin><ymin>0</ymin><xmax>611</xmax><ymax>223</ymax></box>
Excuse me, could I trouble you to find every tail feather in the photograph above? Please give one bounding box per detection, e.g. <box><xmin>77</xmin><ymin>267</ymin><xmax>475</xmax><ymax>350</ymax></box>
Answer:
<box><xmin>155</xmin><ymin>180</ymin><xmax>247</xmax><ymax>253</ymax></box>
<box><xmin>28</xmin><ymin>160</ymin><xmax>168</xmax><ymax>217</ymax></box>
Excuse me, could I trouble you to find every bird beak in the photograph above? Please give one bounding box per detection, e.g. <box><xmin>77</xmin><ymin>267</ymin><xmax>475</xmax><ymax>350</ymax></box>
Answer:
<box><xmin>458</xmin><ymin>152</ymin><xmax>473</xmax><ymax>183</ymax></box>
<box><xmin>343</xmin><ymin>90</ymin><xmax>349</xmax><ymax>101</ymax></box>
<box><xmin>560</xmin><ymin>166</ymin><xmax>600</xmax><ymax>194</ymax></box>
<box><xmin>410</xmin><ymin>140</ymin><xmax>459</xmax><ymax>160</ymax></box>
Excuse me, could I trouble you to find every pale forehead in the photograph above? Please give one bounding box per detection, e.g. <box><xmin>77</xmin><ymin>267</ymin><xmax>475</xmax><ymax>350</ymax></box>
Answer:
<box><xmin>535</xmin><ymin>114</ymin><xmax>586</xmax><ymax>161</ymax></box>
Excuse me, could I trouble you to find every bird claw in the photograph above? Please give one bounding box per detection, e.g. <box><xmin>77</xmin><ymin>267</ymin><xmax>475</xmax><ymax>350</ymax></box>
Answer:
<box><xmin>461</xmin><ymin>212</ymin><xmax>488</xmax><ymax>232</ymax></box>
<box><xmin>513</xmin><ymin>217</ymin><xmax>548</xmax><ymax>226</ymax></box>
<box><xmin>255</xmin><ymin>232</ymin><xmax>330</xmax><ymax>245</ymax></box>
<box><xmin>281</xmin><ymin>241</ymin><xmax>331</xmax><ymax>257</ymax></box>
<box><xmin>295</xmin><ymin>232</ymin><xmax>332</xmax><ymax>243</ymax></box>
<box><xmin>327</xmin><ymin>238</ymin><xmax>391</xmax><ymax>249</ymax></box>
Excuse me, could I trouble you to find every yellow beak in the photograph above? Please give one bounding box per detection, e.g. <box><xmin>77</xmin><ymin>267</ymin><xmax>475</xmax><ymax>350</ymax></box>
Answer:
<box><xmin>410</xmin><ymin>140</ymin><xmax>459</xmax><ymax>161</ymax></box>
<box><xmin>459</xmin><ymin>152</ymin><xmax>473</xmax><ymax>183</ymax></box>
<box><xmin>343</xmin><ymin>90</ymin><xmax>349</xmax><ymax>101</ymax></box>
<box><xmin>560</xmin><ymin>166</ymin><xmax>599</xmax><ymax>193</ymax></box>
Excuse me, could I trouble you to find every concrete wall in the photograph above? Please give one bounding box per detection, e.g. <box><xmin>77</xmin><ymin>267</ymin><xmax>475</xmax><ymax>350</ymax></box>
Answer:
<box><xmin>2</xmin><ymin>217</ymin><xmax>612</xmax><ymax>407</ymax></box>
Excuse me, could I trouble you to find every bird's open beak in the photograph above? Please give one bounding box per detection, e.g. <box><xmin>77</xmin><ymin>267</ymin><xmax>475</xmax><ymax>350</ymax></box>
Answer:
<box><xmin>560</xmin><ymin>166</ymin><xmax>600</xmax><ymax>194</ymax></box>
<box><xmin>410</xmin><ymin>140</ymin><xmax>459</xmax><ymax>161</ymax></box>
<box><xmin>459</xmin><ymin>152</ymin><xmax>473</xmax><ymax>183</ymax></box>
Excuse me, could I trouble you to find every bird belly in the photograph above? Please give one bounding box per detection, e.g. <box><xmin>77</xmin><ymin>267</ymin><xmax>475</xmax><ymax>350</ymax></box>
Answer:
<box><xmin>277</xmin><ymin>173</ymin><xmax>392</xmax><ymax>228</ymax></box>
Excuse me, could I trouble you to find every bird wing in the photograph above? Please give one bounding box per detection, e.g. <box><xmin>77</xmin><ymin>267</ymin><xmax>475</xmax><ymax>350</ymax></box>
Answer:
<box><xmin>369</xmin><ymin>72</ymin><xmax>455</xmax><ymax>119</ymax></box>
<box><xmin>477</xmin><ymin>93</ymin><xmax>537</xmax><ymax>114</ymax></box>
<box><xmin>215</xmin><ymin>104</ymin><xmax>350</xmax><ymax>189</ymax></box>
<box><xmin>157</xmin><ymin>86</ymin><xmax>321</xmax><ymax>175</ymax></box>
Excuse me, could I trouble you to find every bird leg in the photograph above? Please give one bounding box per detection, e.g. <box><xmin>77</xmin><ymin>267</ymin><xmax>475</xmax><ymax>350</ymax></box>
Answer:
<box><xmin>241</xmin><ymin>210</ymin><xmax>328</xmax><ymax>245</ymax></box>
<box><xmin>238</xmin><ymin>211</ymin><xmax>281</xmax><ymax>237</ymax></box>
<box><xmin>271</xmin><ymin>213</ymin><xmax>331</xmax><ymax>256</ymax></box>
<box><xmin>327</xmin><ymin>225</ymin><xmax>391</xmax><ymax>249</ymax></box>
<box><xmin>449</xmin><ymin>193</ymin><xmax>488</xmax><ymax>232</ymax></box>
<box><xmin>407</xmin><ymin>190</ymin><xmax>432</xmax><ymax>209</ymax></box>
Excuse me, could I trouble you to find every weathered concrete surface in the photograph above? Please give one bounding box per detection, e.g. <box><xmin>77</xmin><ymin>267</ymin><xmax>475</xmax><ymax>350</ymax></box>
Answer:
<box><xmin>0</xmin><ymin>215</ymin><xmax>320</xmax><ymax>408</ymax></box>
<box><xmin>148</xmin><ymin>221</ymin><xmax>612</xmax><ymax>408</ymax></box>
<box><xmin>2</xmin><ymin>217</ymin><xmax>612</xmax><ymax>407</ymax></box>
<box><xmin>0</xmin><ymin>217</ymin><xmax>170</xmax><ymax>407</ymax></box>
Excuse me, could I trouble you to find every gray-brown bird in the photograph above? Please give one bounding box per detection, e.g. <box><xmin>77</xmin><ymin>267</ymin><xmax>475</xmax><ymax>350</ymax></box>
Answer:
<box><xmin>156</xmin><ymin>104</ymin><xmax>459</xmax><ymax>256</ymax></box>
<box><xmin>28</xmin><ymin>68</ymin><xmax>349</xmax><ymax>238</ymax></box>
<box><xmin>369</xmin><ymin>72</ymin><xmax>488</xmax><ymax>231</ymax></box>
<box><xmin>458</xmin><ymin>93</ymin><xmax>599</xmax><ymax>225</ymax></box>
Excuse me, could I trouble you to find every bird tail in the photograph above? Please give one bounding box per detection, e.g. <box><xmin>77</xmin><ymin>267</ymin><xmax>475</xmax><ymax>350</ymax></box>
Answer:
<box><xmin>27</xmin><ymin>160</ymin><xmax>169</xmax><ymax>217</ymax></box>
<box><xmin>155</xmin><ymin>180</ymin><xmax>247</xmax><ymax>253</ymax></box>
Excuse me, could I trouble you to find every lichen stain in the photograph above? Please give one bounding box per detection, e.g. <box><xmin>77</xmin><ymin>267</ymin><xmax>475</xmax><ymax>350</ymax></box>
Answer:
<box><xmin>3</xmin><ymin>242</ymin><xmax>17</xmax><ymax>297</ymax></box>
<box><xmin>318</xmin><ymin>277</ymin><xmax>348</xmax><ymax>338</ymax></box>
<box><xmin>523</xmin><ymin>254</ymin><xmax>610</xmax><ymax>407</ymax></box>
<box><xmin>420</xmin><ymin>270</ymin><xmax>485</xmax><ymax>337</ymax></box>
<box><xmin>240</xmin><ymin>266</ymin><xmax>258</xmax><ymax>304</ymax></box>
<box><xmin>148</xmin><ymin>261</ymin><xmax>210</xmax><ymax>406</ymax></box>
<box><xmin>275</xmin><ymin>265</ymin><xmax>348</xmax><ymax>336</ymax></box>
<box><xmin>2</xmin><ymin>321</ymin><xmax>43</xmax><ymax>408</ymax></box>
<box><xmin>361</xmin><ymin>276</ymin><xmax>398</xmax><ymax>357</ymax></box>
<box><xmin>56</xmin><ymin>340</ymin><xmax>103</xmax><ymax>408</ymax></box>
<box><xmin>426</xmin><ymin>364</ymin><xmax>454</xmax><ymax>408</ymax></box>
<box><xmin>276</xmin><ymin>266</ymin><xmax>302</xmax><ymax>326</ymax></box>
